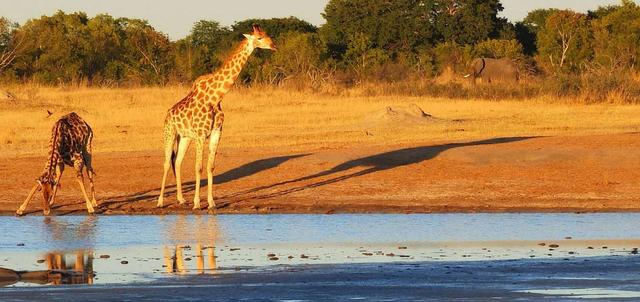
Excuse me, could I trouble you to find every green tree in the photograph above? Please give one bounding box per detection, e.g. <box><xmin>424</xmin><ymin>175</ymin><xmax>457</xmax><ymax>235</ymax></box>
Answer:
<box><xmin>516</xmin><ymin>9</ymin><xmax>560</xmax><ymax>55</ymax></box>
<box><xmin>267</xmin><ymin>31</ymin><xmax>327</xmax><ymax>85</ymax></box>
<box><xmin>231</xmin><ymin>17</ymin><xmax>316</xmax><ymax>38</ymax></box>
<box><xmin>344</xmin><ymin>32</ymin><xmax>389</xmax><ymax>80</ymax></box>
<box><xmin>434</xmin><ymin>0</ymin><xmax>507</xmax><ymax>45</ymax></box>
<box><xmin>321</xmin><ymin>0</ymin><xmax>438</xmax><ymax>59</ymax></box>
<box><xmin>0</xmin><ymin>17</ymin><xmax>23</xmax><ymax>75</ymax></box>
<box><xmin>119</xmin><ymin>18</ymin><xmax>174</xmax><ymax>85</ymax></box>
<box><xmin>13</xmin><ymin>11</ymin><xmax>91</xmax><ymax>84</ymax></box>
<box><xmin>591</xmin><ymin>0</ymin><xmax>640</xmax><ymax>71</ymax></box>
<box><xmin>85</xmin><ymin>14</ymin><xmax>122</xmax><ymax>85</ymax></box>
<box><xmin>188</xmin><ymin>20</ymin><xmax>233</xmax><ymax>77</ymax></box>
<box><xmin>433</xmin><ymin>41</ymin><xmax>473</xmax><ymax>73</ymax></box>
<box><xmin>474</xmin><ymin>39</ymin><xmax>524</xmax><ymax>61</ymax></box>
<box><xmin>537</xmin><ymin>10</ymin><xmax>592</xmax><ymax>73</ymax></box>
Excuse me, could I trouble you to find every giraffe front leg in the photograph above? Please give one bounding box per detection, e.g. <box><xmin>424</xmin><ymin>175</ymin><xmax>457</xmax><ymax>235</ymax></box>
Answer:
<box><xmin>74</xmin><ymin>161</ymin><xmax>95</xmax><ymax>214</ymax></box>
<box><xmin>16</xmin><ymin>184</ymin><xmax>39</xmax><ymax>216</ymax></box>
<box><xmin>174</xmin><ymin>137</ymin><xmax>192</xmax><ymax>205</ymax></box>
<box><xmin>207</xmin><ymin>128</ymin><xmax>222</xmax><ymax>210</ymax></box>
<box><xmin>49</xmin><ymin>164</ymin><xmax>64</xmax><ymax>206</ymax></box>
<box><xmin>193</xmin><ymin>139</ymin><xmax>204</xmax><ymax>210</ymax></box>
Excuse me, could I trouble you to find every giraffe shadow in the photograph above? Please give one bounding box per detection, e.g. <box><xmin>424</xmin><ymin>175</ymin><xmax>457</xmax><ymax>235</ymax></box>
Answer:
<box><xmin>100</xmin><ymin>153</ymin><xmax>310</xmax><ymax>209</ymax></box>
<box><xmin>220</xmin><ymin>136</ymin><xmax>538</xmax><ymax>206</ymax></box>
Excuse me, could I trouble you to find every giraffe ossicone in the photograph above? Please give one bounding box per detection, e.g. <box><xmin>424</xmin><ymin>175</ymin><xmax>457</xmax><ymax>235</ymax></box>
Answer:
<box><xmin>157</xmin><ymin>24</ymin><xmax>276</xmax><ymax>210</ymax></box>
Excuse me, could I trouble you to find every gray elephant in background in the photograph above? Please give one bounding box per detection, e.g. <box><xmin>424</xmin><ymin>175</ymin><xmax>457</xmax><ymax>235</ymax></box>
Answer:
<box><xmin>464</xmin><ymin>58</ymin><xmax>519</xmax><ymax>84</ymax></box>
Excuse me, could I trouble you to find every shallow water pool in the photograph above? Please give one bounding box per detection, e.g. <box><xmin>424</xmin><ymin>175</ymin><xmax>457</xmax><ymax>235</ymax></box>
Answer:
<box><xmin>1</xmin><ymin>213</ymin><xmax>639</xmax><ymax>286</ymax></box>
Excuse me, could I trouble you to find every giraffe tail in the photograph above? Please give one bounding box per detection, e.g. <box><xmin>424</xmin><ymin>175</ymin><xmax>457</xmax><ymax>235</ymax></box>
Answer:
<box><xmin>170</xmin><ymin>135</ymin><xmax>179</xmax><ymax>177</ymax></box>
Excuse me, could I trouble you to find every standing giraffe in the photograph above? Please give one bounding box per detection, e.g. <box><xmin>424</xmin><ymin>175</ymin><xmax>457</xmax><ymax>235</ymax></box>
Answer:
<box><xmin>157</xmin><ymin>24</ymin><xmax>276</xmax><ymax>210</ymax></box>
<box><xmin>16</xmin><ymin>112</ymin><xmax>98</xmax><ymax>216</ymax></box>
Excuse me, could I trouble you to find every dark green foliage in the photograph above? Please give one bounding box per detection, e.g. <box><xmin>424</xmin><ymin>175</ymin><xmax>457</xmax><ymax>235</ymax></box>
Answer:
<box><xmin>1</xmin><ymin>0</ymin><xmax>640</xmax><ymax>104</ymax></box>
<box><xmin>434</xmin><ymin>0</ymin><xmax>506</xmax><ymax>45</ymax></box>
<box><xmin>536</xmin><ymin>10</ymin><xmax>592</xmax><ymax>74</ymax></box>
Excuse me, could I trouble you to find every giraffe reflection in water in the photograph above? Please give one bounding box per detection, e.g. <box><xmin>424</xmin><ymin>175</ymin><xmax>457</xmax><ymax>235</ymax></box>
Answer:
<box><xmin>0</xmin><ymin>250</ymin><xmax>95</xmax><ymax>287</ymax></box>
<box><xmin>162</xmin><ymin>215</ymin><xmax>221</xmax><ymax>275</ymax></box>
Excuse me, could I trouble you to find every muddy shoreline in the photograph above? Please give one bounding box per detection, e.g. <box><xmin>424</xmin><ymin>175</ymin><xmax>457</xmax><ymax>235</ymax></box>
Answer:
<box><xmin>2</xmin><ymin>134</ymin><xmax>639</xmax><ymax>216</ymax></box>
<box><xmin>3</xmin><ymin>257</ymin><xmax>640</xmax><ymax>301</ymax></box>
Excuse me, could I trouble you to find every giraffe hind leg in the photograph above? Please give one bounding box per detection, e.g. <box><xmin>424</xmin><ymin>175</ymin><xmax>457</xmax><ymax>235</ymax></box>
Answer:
<box><xmin>193</xmin><ymin>139</ymin><xmax>204</xmax><ymax>210</ymax></box>
<box><xmin>174</xmin><ymin>137</ymin><xmax>191</xmax><ymax>205</ymax></box>
<box><xmin>158</xmin><ymin>126</ymin><xmax>177</xmax><ymax>208</ymax></box>
<box><xmin>83</xmin><ymin>148</ymin><xmax>98</xmax><ymax>207</ymax></box>
<box><xmin>49</xmin><ymin>163</ymin><xmax>64</xmax><ymax>206</ymax></box>
<box><xmin>74</xmin><ymin>159</ymin><xmax>95</xmax><ymax>214</ymax></box>
<box><xmin>207</xmin><ymin>128</ymin><xmax>222</xmax><ymax>210</ymax></box>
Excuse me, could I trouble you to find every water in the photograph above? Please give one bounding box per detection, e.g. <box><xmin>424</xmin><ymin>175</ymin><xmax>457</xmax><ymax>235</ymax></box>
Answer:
<box><xmin>1</xmin><ymin>213</ymin><xmax>640</xmax><ymax>287</ymax></box>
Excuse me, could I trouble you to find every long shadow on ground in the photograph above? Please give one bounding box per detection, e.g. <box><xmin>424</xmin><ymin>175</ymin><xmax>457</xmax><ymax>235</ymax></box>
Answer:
<box><xmin>99</xmin><ymin>154</ymin><xmax>309</xmax><ymax>209</ymax></box>
<box><xmin>221</xmin><ymin>137</ymin><xmax>537</xmax><ymax>206</ymax></box>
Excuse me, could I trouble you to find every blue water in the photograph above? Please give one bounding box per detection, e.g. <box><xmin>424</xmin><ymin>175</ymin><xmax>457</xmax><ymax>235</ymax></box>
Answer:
<box><xmin>1</xmin><ymin>213</ymin><xmax>639</xmax><ymax>251</ymax></box>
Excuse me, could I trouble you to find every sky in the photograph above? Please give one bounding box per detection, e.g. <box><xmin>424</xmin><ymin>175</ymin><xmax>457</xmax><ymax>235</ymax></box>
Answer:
<box><xmin>3</xmin><ymin>0</ymin><xmax>624</xmax><ymax>40</ymax></box>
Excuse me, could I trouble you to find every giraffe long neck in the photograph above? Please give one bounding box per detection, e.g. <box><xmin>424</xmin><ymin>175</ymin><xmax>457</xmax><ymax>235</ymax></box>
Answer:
<box><xmin>194</xmin><ymin>39</ymin><xmax>255</xmax><ymax>105</ymax></box>
<box><xmin>218</xmin><ymin>39</ymin><xmax>254</xmax><ymax>87</ymax></box>
<box><xmin>41</xmin><ymin>122</ymin><xmax>63</xmax><ymax>183</ymax></box>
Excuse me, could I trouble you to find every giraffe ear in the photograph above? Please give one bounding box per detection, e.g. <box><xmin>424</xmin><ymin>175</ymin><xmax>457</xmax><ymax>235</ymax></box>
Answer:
<box><xmin>243</xmin><ymin>34</ymin><xmax>252</xmax><ymax>40</ymax></box>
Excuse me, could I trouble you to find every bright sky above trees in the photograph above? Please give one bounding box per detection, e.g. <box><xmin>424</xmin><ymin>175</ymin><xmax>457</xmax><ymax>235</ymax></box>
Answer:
<box><xmin>3</xmin><ymin>0</ymin><xmax>623</xmax><ymax>40</ymax></box>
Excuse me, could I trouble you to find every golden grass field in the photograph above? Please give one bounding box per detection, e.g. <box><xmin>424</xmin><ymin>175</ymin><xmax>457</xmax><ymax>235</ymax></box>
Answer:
<box><xmin>2</xmin><ymin>84</ymin><xmax>640</xmax><ymax>158</ymax></box>
<box><xmin>2</xmin><ymin>84</ymin><xmax>640</xmax><ymax>215</ymax></box>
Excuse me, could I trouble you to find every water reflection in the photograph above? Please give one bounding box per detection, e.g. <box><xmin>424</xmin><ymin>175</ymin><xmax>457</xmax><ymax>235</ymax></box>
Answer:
<box><xmin>163</xmin><ymin>244</ymin><xmax>217</xmax><ymax>275</ymax></box>
<box><xmin>162</xmin><ymin>215</ymin><xmax>220</xmax><ymax>275</ymax></box>
<box><xmin>3</xmin><ymin>214</ymin><xmax>640</xmax><ymax>287</ymax></box>
<box><xmin>0</xmin><ymin>250</ymin><xmax>94</xmax><ymax>286</ymax></box>
<box><xmin>43</xmin><ymin>216</ymin><xmax>97</xmax><ymax>252</ymax></box>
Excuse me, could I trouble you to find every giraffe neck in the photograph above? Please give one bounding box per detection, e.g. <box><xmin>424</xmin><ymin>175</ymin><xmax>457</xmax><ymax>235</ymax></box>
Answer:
<box><xmin>197</xmin><ymin>39</ymin><xmax>255</xmax><ymax>106</ymax></box>
<box><xmin>40</xmin><ymin>123</ymin><xmax>63</xmax><ymax>183</ymax></box>
<box><xmin>218</xmin><ymin>39</ymin><xmax>254</xmax><ymax>85</ymax></box>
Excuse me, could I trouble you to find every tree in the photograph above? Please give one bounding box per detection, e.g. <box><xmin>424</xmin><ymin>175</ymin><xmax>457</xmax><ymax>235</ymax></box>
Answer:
<box><xmin>232</xmin><ymin>17</ymin><xmax>316</xmax><ymax>37</ymax></box>
<box><xmin>85</xmin><ymin>14</ymin><xmax>122</xmax><ymax>85</ymax></box>
<box><xmin>188</xmin><ymin>20</ymin><xmax>233</xmax><ymax>76</ymax></box>
<box><xmin>268</xmin><ymin>31</ymin><xmax>327</xmax><ymax>86</ymax></box>
<box><xmin>321</xmin><ymin>0</ymin><xmax>438</xmax><ymax>59</ymax></box>
<box><xmin>343</xmin><ymin>32</ymin><xmax>389</xmax><ymax>80</ymax></box>
<box><xmin>12</xmin><ymin>11</ymin><xmax>92</xmax><ymax>84</ymax></box>
<box><xmin>591</xmin><ymin>0</ymin><xmax>640</xmax><ymax>71</ymax></box>
<box><xmin>0</xmin><ymin>17</ymin><xmax>24</xmax><ymax>74</ymax></box>
<box><xmin>119</xmin><ymin>18</ymin><xmax>174</xmax><ymax>85</ymax></box>
<box><xmin>537</xmin><ymin>10</ymin><xmax>592</xmax><ymax>73</ymax></box>
<box><xmin>474</xmin><ymin>39</ymin><xmax>524</xmax><ymax>61</ymax></box>
<box><xmin>434</xmin><ymin>0</ymin><xmax>507</xmax><ymax>45</ymax></box>
<box><xmin>516</xmin><ymin>9</ymin><xmax>560</xmax><ymax>55</ymax></box>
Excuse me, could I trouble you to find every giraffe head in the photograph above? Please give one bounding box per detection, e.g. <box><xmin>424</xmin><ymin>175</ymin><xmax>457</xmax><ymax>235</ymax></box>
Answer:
<box><xmin>243</xmin><ymin>24</ymin><xmax>276</xmax><ymax>51</ymax></box>
<box><xmin>37</xmin><ymin>174</ymin><xmax>56</xmax><ymax>204</ymax></box>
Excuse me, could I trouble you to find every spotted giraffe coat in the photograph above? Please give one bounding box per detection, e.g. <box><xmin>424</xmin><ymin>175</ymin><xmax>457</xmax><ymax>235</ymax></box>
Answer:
<box><xmin>39</xmin><ymin>112</ymin><xmax>94</xmax><ymax>183</ymax></box>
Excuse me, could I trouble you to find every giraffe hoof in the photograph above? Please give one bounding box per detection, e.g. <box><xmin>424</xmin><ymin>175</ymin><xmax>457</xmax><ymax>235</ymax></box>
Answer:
<box><xmin>43</xmin><ymin>210</ymin><xmax>51</xmax><ymax>216</ymax></box>
<box><xmin>15</xmin><ymin>211</ymin><xmax>24</xmax><ymax>216</ymax></box>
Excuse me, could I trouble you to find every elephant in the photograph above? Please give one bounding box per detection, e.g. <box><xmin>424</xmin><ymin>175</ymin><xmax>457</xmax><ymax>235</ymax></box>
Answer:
<box><xmin>464</xmin><ymin>58</ymin><xmax>519</xmax><ymax>84</ymax></box>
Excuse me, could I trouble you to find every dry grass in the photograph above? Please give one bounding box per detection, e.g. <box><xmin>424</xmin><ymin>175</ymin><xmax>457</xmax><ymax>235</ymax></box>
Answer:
<box><xmin>2</xmin><ymin>84</ymin><xmax>640</xmax><ymax>158</ymax></box>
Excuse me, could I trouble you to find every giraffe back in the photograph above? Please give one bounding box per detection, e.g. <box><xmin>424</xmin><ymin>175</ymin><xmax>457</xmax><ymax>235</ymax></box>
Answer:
<box><xmin>41</xmin><ymin>113</ymin><xmax>93</xmax><ymax>181</ymax></box>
